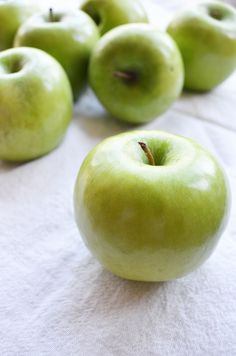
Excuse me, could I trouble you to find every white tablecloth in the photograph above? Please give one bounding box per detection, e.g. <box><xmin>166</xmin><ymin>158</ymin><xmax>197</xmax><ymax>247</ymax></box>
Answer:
<box><xmin>0</xmin><ymin>1</ymin><xmax>236</xmax><ymax>355</ymax></box>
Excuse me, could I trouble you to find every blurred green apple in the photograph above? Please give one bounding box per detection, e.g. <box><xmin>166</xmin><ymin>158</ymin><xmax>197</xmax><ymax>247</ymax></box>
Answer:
<box><xmin>14</xmin><ymin>9</ymin><xmax>99</xmax><ymax>100</ymax></box>
<box><xmin>81</xmin><ymin>0</ymin><xmax>148</xmax><ymax>35</ymax></box>
<box><xmin>74</xmin><ymin>130</ymin><xmax>230</xmax><ymax>281</ymax></box>
<box><xmin>0</xmin><ymin>0</ymin><xmax>40</xmax><ymax>51</ymax></box>
<box><xmin>89</xmin><ymin>24</ymin><xmax>184</xmax><ymax>124</ymax></box>
<box><xmin>0</xmin><ymin>47</ymin><xmax>72</xmax><ymax>162</ymax></box>
<box><xmin>167</xmin><ymin>0</ymin><xmax>236</xmax><ymax>91</ymax></box>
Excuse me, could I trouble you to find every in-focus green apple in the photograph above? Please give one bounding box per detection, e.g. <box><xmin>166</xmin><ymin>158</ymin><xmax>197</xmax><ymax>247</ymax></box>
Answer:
<box><xmin>167</xmin><ymin>0</ymin><xmax>236</xmax><ymax>91</ymax></box>
<box><xmin>74</xmin><ymin>130</ymin><xmax>230</xmax><ymax>282</ymax></box>
<box><xmin>0</xmin><ymin>0</ymin><xmax>40</xmax><ymax>51</ymax></box>
<box><xmin>14</xmin><ymin>9</ymin><xmax>99</xmax><ymax>100</ymax></box>
<box><xmin>89</xmin><ymin>24</ymin><xmax>184</xmax><ymax>124</ymax></box>
<box><xmin>81</xmin><ymin>0</ymin><xmax>148</xmax><ymax>35</ymax></box>
<box><xmin>0</xmin><ymin>47</ymin><xmax>73</xmax><ymax>162</ymax></box>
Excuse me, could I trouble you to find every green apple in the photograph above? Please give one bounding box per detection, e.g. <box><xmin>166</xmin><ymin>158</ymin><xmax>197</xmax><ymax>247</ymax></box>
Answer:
<box><xmin>81</xmin><ymin>0</ymin><xmax>148</xmax><ymax>36</ymax></box>
<box><xmin>14</xmin><ymin>9</ymin><xmax>99</xmax><ymax>100</ymax></box>
<box><xmin>167</xmin><ymin>0</ymin><xmax>236</xmax><ymax>91</ymax></box>
<box><xmin>0</xmin><ymin>0</ymin><xmax>40</xmax><ymax>51</ymax></box>
<box><xmin>74</xmin><ymin>130</ymin><xmax>230</xmax><ymax>282</ymax></box>
<box><xmin>89</xmin><ymin>24</ymin><xmax>184</xmax><ymax>124</ymax></box>
<box><xmin>0</xmin><ymin>47</ymin><xmax>73</xmax><ymax>162</ymax></box>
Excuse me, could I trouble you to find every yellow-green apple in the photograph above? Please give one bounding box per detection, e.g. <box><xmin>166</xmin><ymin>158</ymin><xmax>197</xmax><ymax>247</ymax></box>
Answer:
<box><xmin>14</xmin><ymin>9</ymin><xmax>99</xmax><ymax>100</ymax></box>
<box><xmin>167</xmin><ymin>0</ymin><xmax>236</xmax><ymax>91</ymax></box>
<box><xmin>74</xmin><ymin>130</ymin><xmax>230</xmax><ymax>282</ymax></box>
<box><xmin>89</xmin><ymin>24</ymin><xmax>184</xmax><ymax>124</ymax></box>
<box><xmin>0</xmin><ymin>0</ymin><xmax>40</xmax><ymax>51</ymax></box>
<box><xmin>0</xmin><ymin>47</ymin><xmax>72</xmax><ymax>162</ymax></box>
<box><xmin>81</xmin><ymin>0</ymin><xmax>148</xmax><ymax>35</ymax></box>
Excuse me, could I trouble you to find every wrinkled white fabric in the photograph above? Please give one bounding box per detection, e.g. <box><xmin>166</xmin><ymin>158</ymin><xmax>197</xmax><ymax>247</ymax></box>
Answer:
<box><xmin>0</xmin><ymin>1</ymin><xmax>236</xmax><ymax>355</ymax></box>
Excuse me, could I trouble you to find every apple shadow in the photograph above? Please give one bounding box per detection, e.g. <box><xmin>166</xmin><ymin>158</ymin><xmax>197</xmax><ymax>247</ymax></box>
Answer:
<box><xmin>73</xmin><ymin>87</ymin><xmax>139</xmax><ymax>139</ymax></box>
<box><xmin>182</xmin><ymin>88</ymin><xmax>210</xmax><ymax>96</ymax></box>
<box><xmin>0</xmin><ymin>159</ymin><xmax>23</xmax><ymax>173</ymax></box>
<box><xmin>0</xmin><ymin>149</ymin><xmax>57</xmax><ymax>174</ymax></box>
<box><xmin>70</xmin><ymin>255</ymin><xmax>167</xmax><ymax>318</ymax></box>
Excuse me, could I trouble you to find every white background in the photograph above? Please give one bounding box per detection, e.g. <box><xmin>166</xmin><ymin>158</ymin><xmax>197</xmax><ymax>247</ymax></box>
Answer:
<box><xmin>0</xmin><ymin>1</ymin><xmax>236</xmax><ymax>355</ymax></box>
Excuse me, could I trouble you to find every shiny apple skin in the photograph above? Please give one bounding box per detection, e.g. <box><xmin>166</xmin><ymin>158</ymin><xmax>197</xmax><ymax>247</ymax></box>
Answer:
<box><xmin>74</xmin><ymin>130</ymin><xmax>230</xmax><ymax>282</ymax></box>
<box><xmin>81</xmin><ymin>0</ymin><xmax>148</xmax><ymax>35</ymax></box>
<box><xmin>89</xmin><ymin>24</ymin><xmax>184</xmax><ymax>124</ymax></box>
<box><xmin>0</xmin><ymin>0</ymin><xmax>40</xmax><ymax>51</ymax></box>
<box><xmin>167</xmin><ymin>1</ymin><xmax>236</xmax><ymax>91</ymax></box>
<box><xmin>14</xmin><ymin>10</ymin><xmax>99</xmax><ymax>100</ymax></box>
<box><xmin>0</xmin><ymin>47</ymin><xmax>72</xmax><ymax>162</ymax></box>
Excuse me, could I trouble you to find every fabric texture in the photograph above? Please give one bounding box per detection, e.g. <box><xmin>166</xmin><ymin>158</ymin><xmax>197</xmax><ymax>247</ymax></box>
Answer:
<box><xmin>0</xmin><ymin>1</ymin><xmax>236</xmax><ymax>355</ymax></box>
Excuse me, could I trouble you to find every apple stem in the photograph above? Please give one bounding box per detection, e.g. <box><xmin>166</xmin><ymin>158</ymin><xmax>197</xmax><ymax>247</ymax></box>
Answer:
<box><xmin>114</xmin><ymin>71</ymin><xmax>138</xmax><ymax>84</ymax></box>
<box><xmin>138</xmin><ymin>142</ymin><xmax>156</xmax><ymax>166</ymax></box>
<box><xmin>49</xmin><ymin>8</ymin><xmax>54</xmax><ymax>22</ymax></box>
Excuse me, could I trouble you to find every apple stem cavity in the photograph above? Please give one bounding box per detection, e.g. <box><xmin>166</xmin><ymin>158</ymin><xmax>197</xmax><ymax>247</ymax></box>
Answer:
<box><xmin>138</xmin><ymin>142</ymin><xmax>156</xmax><ymax>166</ymax></box>
<box><xmin>114</xmin><ymin>70</ymin><xmax>138</xmax><ymax>84</ymax></box>
<box><xmin>209</xmin><ymin>8</ymin><xmax>223</xmax><ymax>20</ymax></box>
